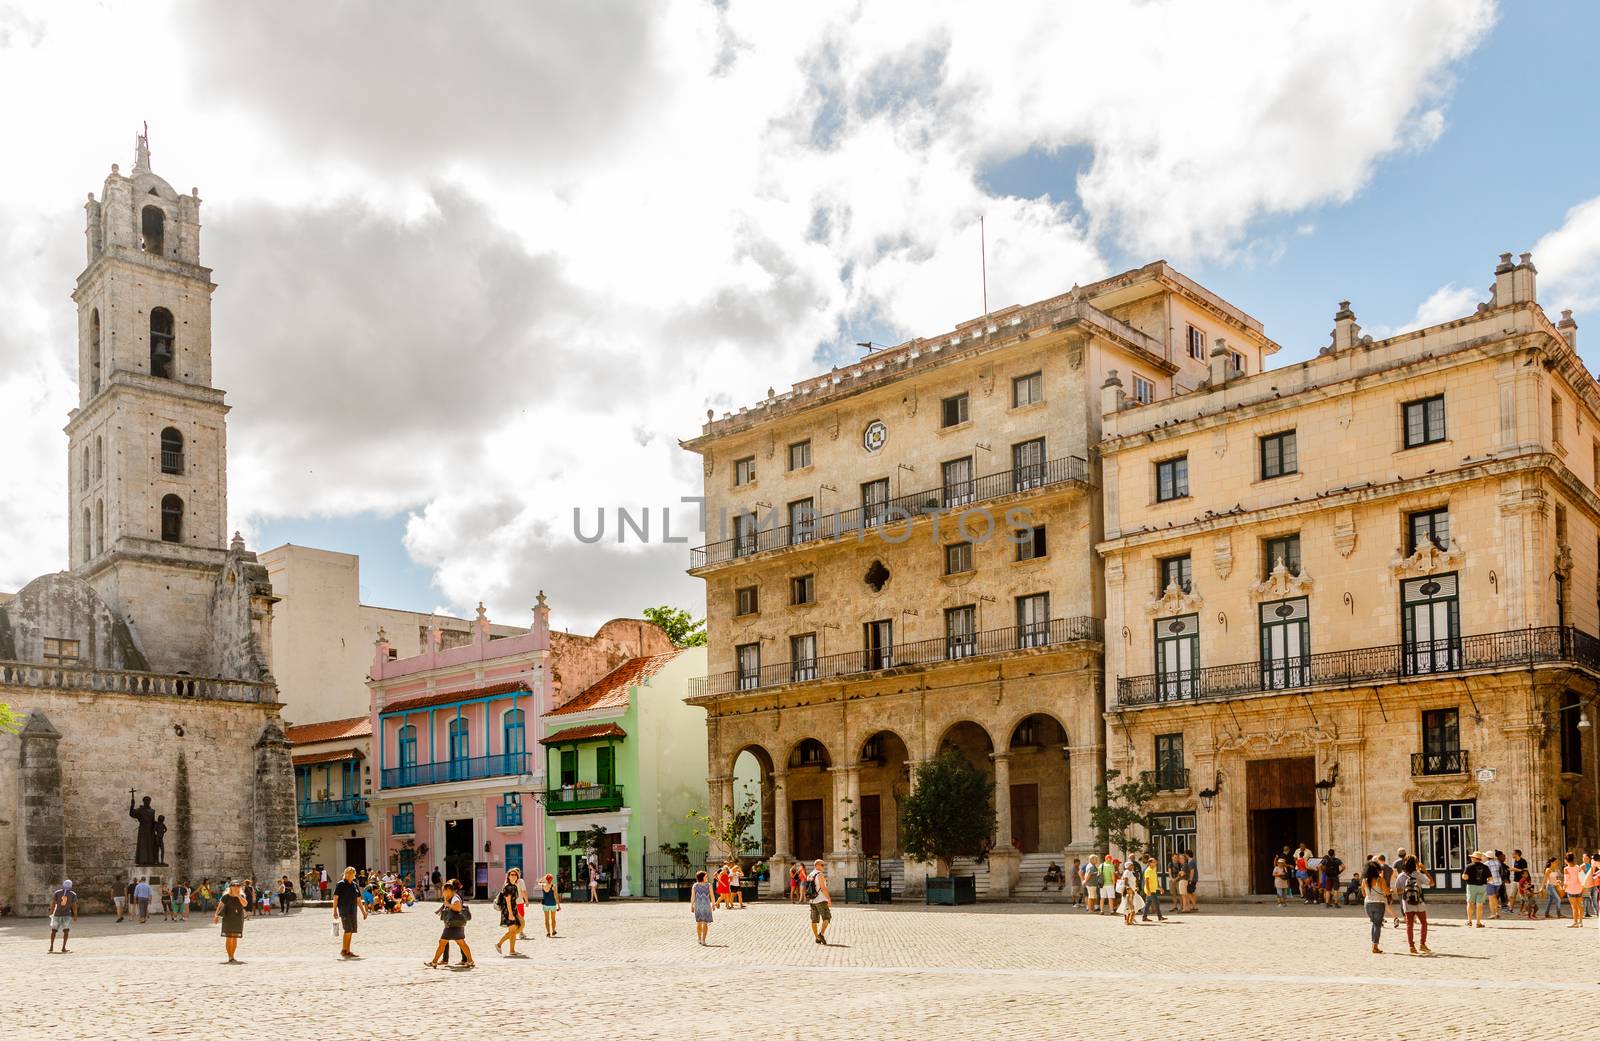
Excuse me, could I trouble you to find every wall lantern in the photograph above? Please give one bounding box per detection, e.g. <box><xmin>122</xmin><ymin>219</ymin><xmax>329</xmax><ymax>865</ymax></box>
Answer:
<box><xmin>1197</xmin><ymin>772</ymin><xmax>1224</xmax><ymax>811</ymax></box>
<box><xmin>1315</xmin><ymin>762</ymin><xmax>1340</xmax><ymax>805</ymax></box>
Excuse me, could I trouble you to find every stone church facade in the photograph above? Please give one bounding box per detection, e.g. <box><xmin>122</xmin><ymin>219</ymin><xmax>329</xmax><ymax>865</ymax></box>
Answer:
<box><xmin>0</xmin><ymin>132</ymin><xmax>297</xmax><ymax>915</ymax></box>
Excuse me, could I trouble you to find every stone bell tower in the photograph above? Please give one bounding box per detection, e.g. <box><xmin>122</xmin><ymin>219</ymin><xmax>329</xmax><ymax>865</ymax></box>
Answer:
<box><xmin>64</xmin><ymin>127</ymin><xmax>232</xmax><ymax>673</ymax></box>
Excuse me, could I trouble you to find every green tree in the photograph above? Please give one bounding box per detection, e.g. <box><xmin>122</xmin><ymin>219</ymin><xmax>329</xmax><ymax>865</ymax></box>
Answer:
<box><xmin>297</xmin><ymin>834</ymin><xmax>321</xmax><ymax>870</ymax></box>
<box><xmin>688</xmin><ymin>788</ymin><xmax>762</xmax><ymax>861</ymax></box>
<box><xmin>0</xmin><ymin>703</ymin><xmax>19</xmax><ymax>735</ymax></box>
<box><xmin>1089</xmin><ymin>769</ymin><xmax>1164</xmax><ymax>858</ymax></box>
<box><xmin>900</xmin><ymin>749</ymin><xmax>996</xmax><ymax>874</ymax></box>
<box><xmin>642</xmin><ymin>605</ymin><xmax>707</xmax><ymax>647</ymax></box>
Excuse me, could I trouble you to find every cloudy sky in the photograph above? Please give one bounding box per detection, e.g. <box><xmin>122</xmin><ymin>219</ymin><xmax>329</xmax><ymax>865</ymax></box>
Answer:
<box><xmin>3</xmin><ymin>1</ymin><xmax>1599</xmax><ymax>632</ymax></box>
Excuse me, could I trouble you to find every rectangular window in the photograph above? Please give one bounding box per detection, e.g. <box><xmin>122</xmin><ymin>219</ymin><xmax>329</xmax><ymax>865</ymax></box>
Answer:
<box><xmin>1015</xmin><ymin>525</ymin><xmax>1047</xmax><ymax>561</ymax></box>
<box><xmin>864</xmin><ymin>619</ymin><xmax>893</xmax><ymax>670</ymax></box>
<box><xmin>945</xmin><ymin>605</ymin><xmax>977</xmax><ymax>659</ymax></box>
<box><xmin>1403</xmin><ymin>395</ymin><xmax>1447</xmax><ymax>448</ymax></box>
<box><xmin>1156</xmin><ymin>456</ymin><xmax>1189</xmax><ymax>502</ymax></box>
<box><xmin>734</xmin><ymin>456</ymin><xmax>756</xmax><ymax>485</ymax></box>
<box><xmin>1229</xmin><ymin>350</ymin><xmax>1245</xmax><ymax>375</ymax></box>
<box><xmin>941</xmin><ymin>393</ymin><xmax>969</xmax><ymax>428</ymax></box>
<box><xmin>1154</xmin><ymin>614</ymin><xmax>1199</xmax><ymax>700</ymax></box>
<box><xmin>1013</xmin><ymin>437</ymin><xmax>1046</xmax><ymax>491</ymax></box>
<box><xmin>1260</xmin><ymin>430</ymin><xmax>1297</xmax><ymax>479</ymax></box>
<box><xmin>1159</xmin><ymin>554</ymin><xmax>1192</xmax><ymax>594</ymax></box>
<box><xmin>861</xmin><ymin>478</ymin><xmax>890</xmax><ymax>527</ymax></box>
<box><xmin>504</xmin><ymin>843</ymin><xmax>524</xmax><ymax>875</ymax></box>
<box><xmin>942</xmin><ymin>456</ymin><xmax>975</xmax><ymax>507</ymax></box>
<box><xmin>944</xmin><ymin>541</ymin><xmax>974</xmax><ymax>575</ymax></box>
<box><xmin>787</xmin><ymin>440</ymin><xmax>811</xmax><ymax>471</ymax></box>
<box><xmin>735</xmin><ymin>642</ymin><xmax>761</xmax><ymax>690</ymax></box>
<box><xmin>595</xmin><ymin>746</ymin><xmax>615</xmax><ymax>787</ymax></box>
<box><xmin>790</xmin><ymin>573</ymin><xmax>814</xmax><ymax>605</ymax></box>
<box><xmin>1406</xmin><ymin>508</ymin><xmax>1450</xmax><ymax>554</ymax></box>
<box><xmin>1259</xmin><ymin>596</ymin><xmax>1310</xmax><ymax>690</ymax></box>
<box><xmin>1013</xmin><ymin>371</ymin><xmax>1042</xmax><ymax>408</ymax></box>
<box><xmin>1263</xmin><ymin>533</ymin><xmax>1301</xmax><ymax>577</ymax></box>
<box><xmin>1154</xmin><ymin>733</ymin><xmax>1186</xmax><ymax>791</ymax></box>
<box><xmin>1552</xmin><ymin>394</ymin><xmax>1564</xmax><ymax>446</ymax></box>
<box><xmin>1418</xmin><ymin>709</ymin><xmax>1464</xmax><ymax>775</ymax></box>
<box><xmin>733</xmin><ymin>511</ymin><xmax>757</xmax><ymax>557</ymax></box>
<box><xmin>1016</xmin><ymin>592</ymin><xmax>1050</xmax><ymax>647</ymax></box>
<box><xmin>735</xmin><ymin>585</ymin><xmax>759</xmax><ymax>616</ymax></box>
<box><xmin>788</xmin><ymin>497</ymin><xmax>815</xmax><ymax>544</ymax></box>
<box><xmin>790</xmin><ymin>633</ymin><xmax>818</xmax><ymax>682</ymax></box>
<box><xmin>560</xmin><ymin>748</ymin><xmax>578</xmax><ymax>786</ymax></box>
<box><xmin>1401</xmin><ymin>572</ymin><xmax>1461</xmax><ymax>675</ymax></box>
<box><xmin>1186</xmin><ymin>324</ymin><xmax>1206</xmax><ymax>360</ymax></box>
<box><xmin>42</xmin><ymin>637</ymin><xmax>81</xmax><ymax>664</ymax></box>
<box><xmin>1133</xmin><ymin>376</ymin><xmax>1155</xmax><ymax>404</ymax></box>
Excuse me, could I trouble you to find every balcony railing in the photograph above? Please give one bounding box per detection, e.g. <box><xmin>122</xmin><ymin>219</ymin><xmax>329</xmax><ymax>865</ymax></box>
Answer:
<box><xmin>689</xmin><ymin>455</ymin><xmax>1091</xmax><ymax>569</ymax></box>
<box><xmin>1116</xmin><ymin>626</ymin><xmax>1600</xmax><ymax>708</ymax></box>
<box><xmin>496</xmin><ymin>803</ymin><xmax>524</xmax><ymax>827</ymax></box>
<box><xmin>381</xmin><ymin>752</ymin><xmax>531</xmax><ymax>790</ymax></box>
<box><xmin>1153</xmin><ymin>768</ymin><xmax>1190</xmax><ymax>792</ymax></box>
<box><xmin>392</xmin><ymin>812</ymin><xmax>415</xmax><ymax>835</ymax></box>
<box><xmin>545</xmin><ymin>783</ymin><xmax>624</xmax><ymax>814</ymax></box>
<box><xmin>0</xmin><ymin>659</ymin><xmax>273</xmax><ymax>703</ymax></box>
<box><xmin>298</xmin><ymin>795</ymin><xmax>367</xmax><ymax>825</ymax></box>
<box><xmin>1411</xmin><ymin>750</ymin><xmax>1469</xmax><ymax>777</ymax></box>
<box><xmin>690</xmin><ymin>614</ymin><xmax>1102</xmax><ymax>698</ymax></box>
<box><xmin>160</xmin><ymin>449</ymin><xmax>184</xmax><ymax>474</ymax></box>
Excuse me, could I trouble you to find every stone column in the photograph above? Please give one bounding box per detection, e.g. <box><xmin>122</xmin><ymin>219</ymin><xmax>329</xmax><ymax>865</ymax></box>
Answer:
<box><xmin>988</xmin><ymin>752</ymin><xmax>1020</xmax><ymax>899</ymax></box>
<box><xmin>16</xmin><ymin>711</ymin><xmax>63</xmax><ymax>917</ymax></box>
<box><xmin>706</xmin><ymin>775</ymin><xmax>731</xmax><ymax>861</ymax></box>
<box><xmin>1067</xmin><ymin>740</ymin><xmax>1107</xmax><ymax>851</ymax></box>
<box><xmin>252</xmin><ymin>719</ymin><xmax>299</xmax><ymax>885</ymax></box>
<box><xmin>769</xmin><ymin>769</ymin><xmax>792</xmax><ymax>896</ymax></box>
<box><xmin>846</xmin><ymin>766</ymin><xmax>863</xmax><ymax>854</ymax></box>
<box><xmin>899</xmin><ymin>759</ymin><xmax>927</xmax><ymax>894</ymax></box>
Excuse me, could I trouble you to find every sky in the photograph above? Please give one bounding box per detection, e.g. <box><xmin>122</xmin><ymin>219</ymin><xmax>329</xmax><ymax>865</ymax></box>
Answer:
<box><xmin>3</xmin><ymin>1</ymin><xmax>1600</xmax><ymax>632</ymax></box>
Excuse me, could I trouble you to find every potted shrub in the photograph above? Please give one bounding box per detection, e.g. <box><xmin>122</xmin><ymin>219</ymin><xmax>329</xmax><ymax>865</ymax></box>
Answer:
<box><xmin>658</xmin><ymin>842</ymin><xmax>695</xmax><ymax>902</ymax></box>
<box><xmin>901</xmin><ymin>749</ymin><xmax>995</xmax><ymax>906</ymax></box>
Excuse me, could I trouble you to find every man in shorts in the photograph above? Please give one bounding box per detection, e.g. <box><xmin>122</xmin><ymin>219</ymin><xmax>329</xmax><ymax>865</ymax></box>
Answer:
<box><xmin>1462</xmin><ymin>851</ymin><xmax>1490</xmax><ymax>927</ymax></box>
<box><xmin>1083</xmin><ymin>854</ymin><xmax>1101</xmax><ymax>912</ymax></box>
<box><xmin>334</xmin><ymin>866</ymin><xmax>366</xmax><ymax>958</ymax></box>
<box><xmin>806</xmin><ymin>858</ymin><xmax>832</xmax><ymax>945</ymax></box>
<box><xmin>48</xmin><ymin>879</ymin><xmax>77</xmax><ymax>953</ymax></box>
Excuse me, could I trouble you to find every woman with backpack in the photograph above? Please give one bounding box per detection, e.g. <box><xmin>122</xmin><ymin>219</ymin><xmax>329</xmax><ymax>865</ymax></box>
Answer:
<box><xmin>425</xmin><ymin>879</ymin><xmax>474</xmax><ymax>969</ymax></box>
<box><xmin>1391</xmin><ymin>855</ymin><xmax>1433</xmax><ymax>955</ymax></box>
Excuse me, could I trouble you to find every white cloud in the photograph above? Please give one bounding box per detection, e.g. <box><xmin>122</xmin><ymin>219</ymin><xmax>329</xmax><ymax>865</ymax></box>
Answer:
<box><xmin>1365</xmin><ymin>284</ymin><xmax>1484</xmax><ymax>340</ymax></box>
<box><xmin>0</xmin><ymin>0</ymin><xmax>1500</xmax><ymax>627</ymax></box>
<box><xmin>1534</xmin><ymin>196</ymin><xmax>1600</xmax><ymax>316</ymax></box>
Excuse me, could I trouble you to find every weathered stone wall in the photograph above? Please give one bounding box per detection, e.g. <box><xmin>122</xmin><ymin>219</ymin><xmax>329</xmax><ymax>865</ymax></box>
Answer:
<box><xmin>0</xmin><ymin>571</ymin><xmax>147</xmax><ymax>671</ymax></box>
<box><xmin>13</xmin><ymin>711</ymin><xmax>64</xmax><ymax>917</ymax></box>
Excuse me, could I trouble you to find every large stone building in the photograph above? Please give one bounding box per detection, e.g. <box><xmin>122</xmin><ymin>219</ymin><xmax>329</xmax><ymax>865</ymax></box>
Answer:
<box><xmin>0</xmin><ymin>133</ymin><xmax>297</xmax><ymax>914</ymax></box>
<box><xmin>1099</xmin><ymin>254</ymin><xmax>1600</xmax><ymax>895</ymax></box>
<box><xmin>683</xmin><ymin>263</ymin><xmax>1276</xmax><ymax>896</ymax></box>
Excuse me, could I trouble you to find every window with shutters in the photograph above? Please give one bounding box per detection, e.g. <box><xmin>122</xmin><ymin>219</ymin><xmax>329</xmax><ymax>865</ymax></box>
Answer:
<box><xmin>1403</xmin><ymin>395</ymin><xmax>1446</xmax><ymax>448</ymax></box>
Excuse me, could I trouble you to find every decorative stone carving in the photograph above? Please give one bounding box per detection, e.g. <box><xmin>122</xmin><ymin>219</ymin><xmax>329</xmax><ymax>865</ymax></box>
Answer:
<box><xmin>1555</xmin><ymin>542</ymin><xmax>1574</xmax><ymax>579</ymax></box>
<box><xmin>1212</xmin><ymin>429</ymin><xmax>1228</xmax><ymax>458</ymax></box>
<box><xmin>703</xmin><ymin>448</ymin><xmax>715</xmax><ymax>477</ymax></box>
<box><xmin>766</xmin><ymin>436</ymin><xmax>776</xmax><ymax>460</ymax></box>
<box><xmin>902</xmin><ymin>389</ymin><xmax>918</xmax><ymax>417</ymax></box>
<box><xmin>1145</xmin><ymin>581</ymin><xmax>1203</xmax><ymax>617</ymax></box>
<box><xmin>828</xmin><ymin>412</ymin><xmax>840</xmax><ymax>441</ymax></box>
<box><xmin>1333</xmin><ymin>509</ymin><xmax>1357</xmax><ymax>558</ymax></box>
<box><xmin>1335</xmin><ymin>397</ymin><xmax>1353</xmax><ymax>430</ymax></box>
<box><xmin>1214</xmin><ymin>725</ymin><xmax>1318</xmax><ymax>755</ymax></box>
<box><xmin>1250</xmin><ymin>561</ymin><xmax>1312</xmax><ymax>601</ymax></box>
<box><xmin>979</xmin><ymin>366</ymin><xmax>996</xmax><ymax>397</ymax></box>
<box><xmin>1390</xmin><ymin>537</ymin><xmax>1464</xmax><ymax>577</ymax></box>
<box><xmin>1213</xmin><ymin>535</ymin><xmax>1233</xmax><ymax>580</ymax></box>
<box><xmin>1401</xmin><ymin>782</ymin><xmax>1478</xmax><ymax>803</ymax></box>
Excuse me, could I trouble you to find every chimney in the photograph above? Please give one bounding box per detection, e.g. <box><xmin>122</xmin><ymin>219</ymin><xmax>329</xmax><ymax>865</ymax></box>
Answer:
<box><xmin>1491</xmin><ymin>253</ymin><xmax>1516</xmax><ymax>308</ymax></box>
<box><xmin>1208</xmin><ymin>338</ymin><xmax>1232</xmax><ymax>386</ymax></box>
<box><xmin>1101</xmin><ymin>370</ymin><xmax>1126</xmax><ymax>414</ymax></box>
<box><xmin>1511</xmin><ymin>252</ymin><xmax>1538</xmax><ymax>304</ymax></box>
<box><xmin>1557</xmin><ymin>309</ymin><xmax>1578</xmax><ymax>350</ymax></box>
<box><xmin>532</xmin><ymin>590</ymin><xmax>551</xmax><ymax>649</ymax></box>
<box><xmin>1331</xmin><ymin>300</ymin><xmax>1359</xmax><ymax>352</ymax></box>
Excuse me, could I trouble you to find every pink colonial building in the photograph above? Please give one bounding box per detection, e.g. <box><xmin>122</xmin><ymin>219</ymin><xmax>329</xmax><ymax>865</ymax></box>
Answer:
<box><xmin>367</xmin><ymin>593</ymin><xmax>672</xmax><ymax>899</ymax></box>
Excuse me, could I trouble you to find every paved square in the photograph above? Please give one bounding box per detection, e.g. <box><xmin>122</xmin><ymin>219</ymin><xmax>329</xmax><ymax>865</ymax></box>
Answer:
<box><xmin>5</xmin><ymin>898</ymin><xmax>1596</xmax><ymax>1039</ymax></box>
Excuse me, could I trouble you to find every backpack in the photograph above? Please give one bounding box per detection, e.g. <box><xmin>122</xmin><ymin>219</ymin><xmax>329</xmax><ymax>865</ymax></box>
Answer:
<box><xmin>1402</xmin><ymin>872</ymin><xmax>1424</xmax><ymax>905</ymax></box>
<box><xmin>803</xmin><ymin>874</ymin><xmax>818</xmax><ymax>900</ymax></box>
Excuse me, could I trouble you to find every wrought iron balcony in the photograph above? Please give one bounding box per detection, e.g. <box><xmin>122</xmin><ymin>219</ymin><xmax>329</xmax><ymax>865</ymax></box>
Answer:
<box><xmin>380</xmin><ymin>752</ymin><xmax>531</xmax><ymax>790</ymax></box>
<box><xmin>689</xmin><ymin>614</ymin><xmax>1102</xmax><ymax>698</ymax></box>
<box><xmin>1153</xmin><ymin>768</ymin><xmax>1190</xmax><ymax>792</ymax></box>
<box><xmin>391</xmin><ymin>812</ymin><xmax>415</xmax><ymax>835</ymax></box>
<box><xmin>545</xmin><ymin>783</ymin><xmax>624</xmax><ymax>815</ymax></box>
<box><xmin>1116</xmin><ymin>626</ymin><xmax>1600</xmax><ymax>708</ymax></box>
<box><xmin>1411</xmin><ymin>750</ymin><xmax>1469</xmax><ymax>776</ymax></box>
<box><xmin>496</xmin><ymin>803</ymin><xmax>524</xmax><ymax>827</ymax></box>
<box><xmin>688</xmin><ymin>455</ymin><xmax>1091</xmax><ymax>570</ymax></box>
<box><xmin>298</xmin><ymin>795</ymin><xmax>367</xmax><ymax>825</ymax></box>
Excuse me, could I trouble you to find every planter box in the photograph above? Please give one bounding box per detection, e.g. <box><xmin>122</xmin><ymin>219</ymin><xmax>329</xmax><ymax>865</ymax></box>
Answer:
<box><xmin>844</xmin><ymin>878</ymin><xmax>894</xmax><ymax>904</ymax></box>
<box><xmin>925</xmin><ymin>875</ymin><xmax>977</xmax><ymax>906</ymax></box>
<box><xmin>657</xmin><ymin>879</ymin><xmax>695</xmax><ymax>903</ymax></box>
<box><xmin>739</xmin><ymin>881</ymin><xmax>760</xmax><ymax>902</ymax></box>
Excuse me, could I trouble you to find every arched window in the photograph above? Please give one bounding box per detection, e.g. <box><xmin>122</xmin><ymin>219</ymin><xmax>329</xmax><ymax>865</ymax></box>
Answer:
<box><xmin>80</xmin><ymin>446</ymin><xmax>89</xmax><ymax>490</ymax></box>
<box><xmin>503</xmin><ymin>708</ymin><xmax>526</xmax><ymax>757</ymax></box>
<box><xmin>94</xmin><ymin>499</ymin><xmax>104</xmax><ymax>556</ymax></box>
<box><xmin>95</xmin><ymin>435</ymin><xmax>103</xmax><ymax>479</ymax></box>
<box><xmin>160</xmin><ymin>493</ymin><xmax>183</xmax><ymax>543</ymax></box>
<box><xmin>149</xmin><ymin>308</ymin><xmax>174</xmax><ymax>378</ymax></box>
<box><xmin>160</xmin><ymin>427</ymin><xmax>184</xmax><ymax>475</ymax></box>
<box><xmin>82</xmin><ymin>507</ymin><xmax>91</xmax><ymax>562</ymax></box>
<box><xmin>89</xmin><ymin>309</ymin><xmax>102</xmax><ymax>394</ymax></box>
<box><xmin>140</xmin><ymin>205</ymin><xmax>165</xmax><ymax>256</ymax></box>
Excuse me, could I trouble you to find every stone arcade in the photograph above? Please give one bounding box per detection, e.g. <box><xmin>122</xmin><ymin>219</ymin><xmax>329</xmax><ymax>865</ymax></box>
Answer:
<box><xmin>0</xmin><ymin>131</ymin><xmax>297</xmax><ymax>915</ymax></box>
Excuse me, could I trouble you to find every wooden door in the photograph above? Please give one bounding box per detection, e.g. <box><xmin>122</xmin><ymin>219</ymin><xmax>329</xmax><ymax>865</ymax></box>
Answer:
<box><xmin>344</xmin><ymin>838</ymin><xmax>367</xmax><ymax>871</ymax></box>
<box><xmin>860</xmin><ymin>794</ymin><xmax>882</xmax><ymax>857</ymax></box>
<box><xmin>792</xmin><ymin>799</ymin><xmax>825</xmax><ymax>862</ymax></box>
<box><xmin>1010</xmin><ymin>784</ymin><xmax>1040</xmax><ymax>852</ymax></box>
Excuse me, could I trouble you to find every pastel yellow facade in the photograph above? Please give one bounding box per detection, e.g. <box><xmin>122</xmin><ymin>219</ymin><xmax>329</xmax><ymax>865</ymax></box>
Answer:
<box><xmin>1100</xmin><ymin>254</ymin><xmax>1600</xmax><ymax>896</ymax></box>
<box><xmin>683</xmin><ymin>262</ymin><xmax>1276</xmax><ymax>897</ymax></box>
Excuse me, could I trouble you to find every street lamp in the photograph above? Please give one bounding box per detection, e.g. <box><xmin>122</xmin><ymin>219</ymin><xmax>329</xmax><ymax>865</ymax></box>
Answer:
<box><xmin>1197</xmin><ymin>772</ymin><xmax>1224</xmax><ymax>811</ymax></box>
<box><xmin>1315</xmin><ymin>763</ymin><xmax>1340</xmax><ymax>806</ymax></box>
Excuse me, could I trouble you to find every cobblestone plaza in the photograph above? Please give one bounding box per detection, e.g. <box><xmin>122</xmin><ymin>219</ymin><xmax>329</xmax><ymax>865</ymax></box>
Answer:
<box><xmin>7</xmin><ymin>899</ymin><xmax>1596</xmax><ymax>1039</ymax></box>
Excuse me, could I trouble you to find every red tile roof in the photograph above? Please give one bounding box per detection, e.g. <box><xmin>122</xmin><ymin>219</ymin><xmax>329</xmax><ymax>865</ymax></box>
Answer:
<box><xmin>382</xmin><ymin>679</ymin><xmax>533</xmax><ymax>715</ymax></box>
<box><xmin>284</xmin><ymin>715</ymin><xmax>372</xmax><ymax>745</ymax></box>
<box><xmin>546</xmin><ymin>650</ymin><xmax>682</xmax><ymax>717</ymax></box>
<box><xmin>540</xmin><ymin>722</ymin><xmax>628</xmax><ymax>744</ymax></box>
<box><xmin>292</xmin><ymin>747</ymin><xmax>364</xmax><ymax>766</ymax></box>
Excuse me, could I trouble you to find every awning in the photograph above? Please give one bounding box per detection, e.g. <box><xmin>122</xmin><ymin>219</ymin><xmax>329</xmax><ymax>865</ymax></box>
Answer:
<box><xmin>540</xmin><ymin>722</ymin><xmax>627</xmax><ymax>745</ymax></box>
<box><xmin>292</xmin><ymin>748</ymin><xmax>364</xmax><ymax>766</ymax></box>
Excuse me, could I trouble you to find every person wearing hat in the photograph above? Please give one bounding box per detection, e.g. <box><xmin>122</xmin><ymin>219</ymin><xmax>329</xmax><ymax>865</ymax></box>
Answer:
<box><xmin>47</xmin><ymin>879</ymin><xmax>77</xmax><ymax>953</ymax></box>
<box><xmin>214</xmin><ymin>879</ymin><xmax>249</xmax><ymax>963</ymax></box>
<box><xmin>1461</xmin><ymin>851</ymin><xmax>1491</xmax><ymax>928</ymax></box>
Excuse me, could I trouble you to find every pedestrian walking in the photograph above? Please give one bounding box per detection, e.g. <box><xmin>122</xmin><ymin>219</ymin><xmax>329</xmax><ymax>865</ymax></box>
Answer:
<box><xmin>1099</xmin><ymin>856</ymin><xmax>1116</xmax><ymax>915</ymax></box>
<box><xmin>133</xmin><ymin>876</ymin><xmax>152</xmax><ymax>923</ymax></box>
<box><xmin>425</xmin><ymin>880</ymin><xmax>475</xmax><ymax>968</ymax></box>
<box><xmin>587</xmin><ymin>862</ymin><xmax>600</xmax><ymax>903</ymax></box>
<box><xmin>113</xmin><ymin>879</ymin><xmax>127</xmax><ymax>923</ymax></box>
<box><xmin>319</xmin><ymin>868</ymin><xmax>330</xmax><ymax>902</ymax></box>
<box><xmin>1320</xmin><ymin>849</ymin><xmax>1343</xmax><ymax>909</ymax></box>
<box><xmin>1272</xmin><ymin>857</ymin><xmax>1290</xmax><ymax>907</ymax></box>
<box><xmin>1140</xmin><ymin>855</ymin><xmax>1167</xmax><ymax>922</ymax></box>
<box><xmin>1084</xmin><ymin>854</ymin><xmax>1102</xmax><ymax>912</ymax></box>
<box><xmin>806</xmin><ymin>858</ymin><xmax>832</xmax><ymax>945</ymax></box>
<box><xmin>214</xmin><ymin>880</ymin><xmax>248</xmax><ymax>964</ymax></box>
<box><xmin>172</xmin><ymin>880</ymin><xmax>189</xmax><ymax>922</ymax></box>
<box><xmin>1562</xmin><ymin>852</ymin><xmax>1586</xmax><ymax>927</ymax></box>
<box><xmin>1392</xmin><ymin>856</ymin><xmax>1433</xmax><ymax>955</ymax></box>
<box><xmin>1390</xmin><ymin>849</ymin><xmax>1408</xmax><ymax>927</ymax></box>
<box><xmin>159</xmin><ymin>881</ymin><xmax>173</xmax><ymax>921</ymax></box>
<box><xmin>47</xmin><ymin>879</ymin><xmax>77</xmax><ymax>954</ymax></box>
<box><xmin>1117</xmin><ymin>857</ymin><xmax>1144</xmax><ymax>925</ymax></box>
<box><xmin>1485</xmin><ymin>850</ymin><xmax>1505</xmax><ymax>920</ymax></box>
<box><xmin>731</xmin><ymin>862</ymin><xmax>746</xmax><ymax>908</ymax></box>
<box><xmin>692</xmin><ymin>870</ymin><xmax>714</xmax><ymax>946</ymax></box>
<box><xmin>1361</xmin><ymin>855</ymin><xmax>1389</xmax><ymax>954</ymax></box>
<box><xmin>1583</xmin><ymin>853</ymin><xmax>1599</xmax><ymax>919</ymax></box>
<box><xmin>515</xmin><ymin>869</ymin><xmax>531</xmax><ymax>940</ymax></box>
<box><xmin>495</xmin><ymin>869</ymin><xmax>524</xmax><ymax>957</ymax></box>
<box><xmin>1540</xmin><ymin>858</ymin><xmax>1563</xmax><ymax>918</ymax></box>
<box><xmin>333</xmin><ymin>867</ymin><xmax>366</xmax><ymax>959</ymax></box>
<box><xmin>539</xmin><ymin>872</ymin><xmax>561</xmax><ymax>937</ymax></box>
<box><xmin>1462</xmin><ymin>851</ymin><xmax>1490</xmax><ymax>927</ymax></box>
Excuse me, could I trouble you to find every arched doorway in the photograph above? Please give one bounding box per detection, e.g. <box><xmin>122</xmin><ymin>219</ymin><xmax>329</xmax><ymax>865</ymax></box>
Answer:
<box><xmin>856</xmin><ymin>730</ymin><xmax>910</xmax><ymax>858</ymax></box>
<box><xmin>729</xmin><ymin>745</ymin><xmax>775</xmax><ymax>865</ymax></box>
<box><xmin>1006</xmin><ymin>713</ymin><xmax>1070</xmax><ymax>853</ymax></box>
<box><xmin>785</xmin><ymin>738</ymin><xmax>833</xmax><ymax>863</ymax></box>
